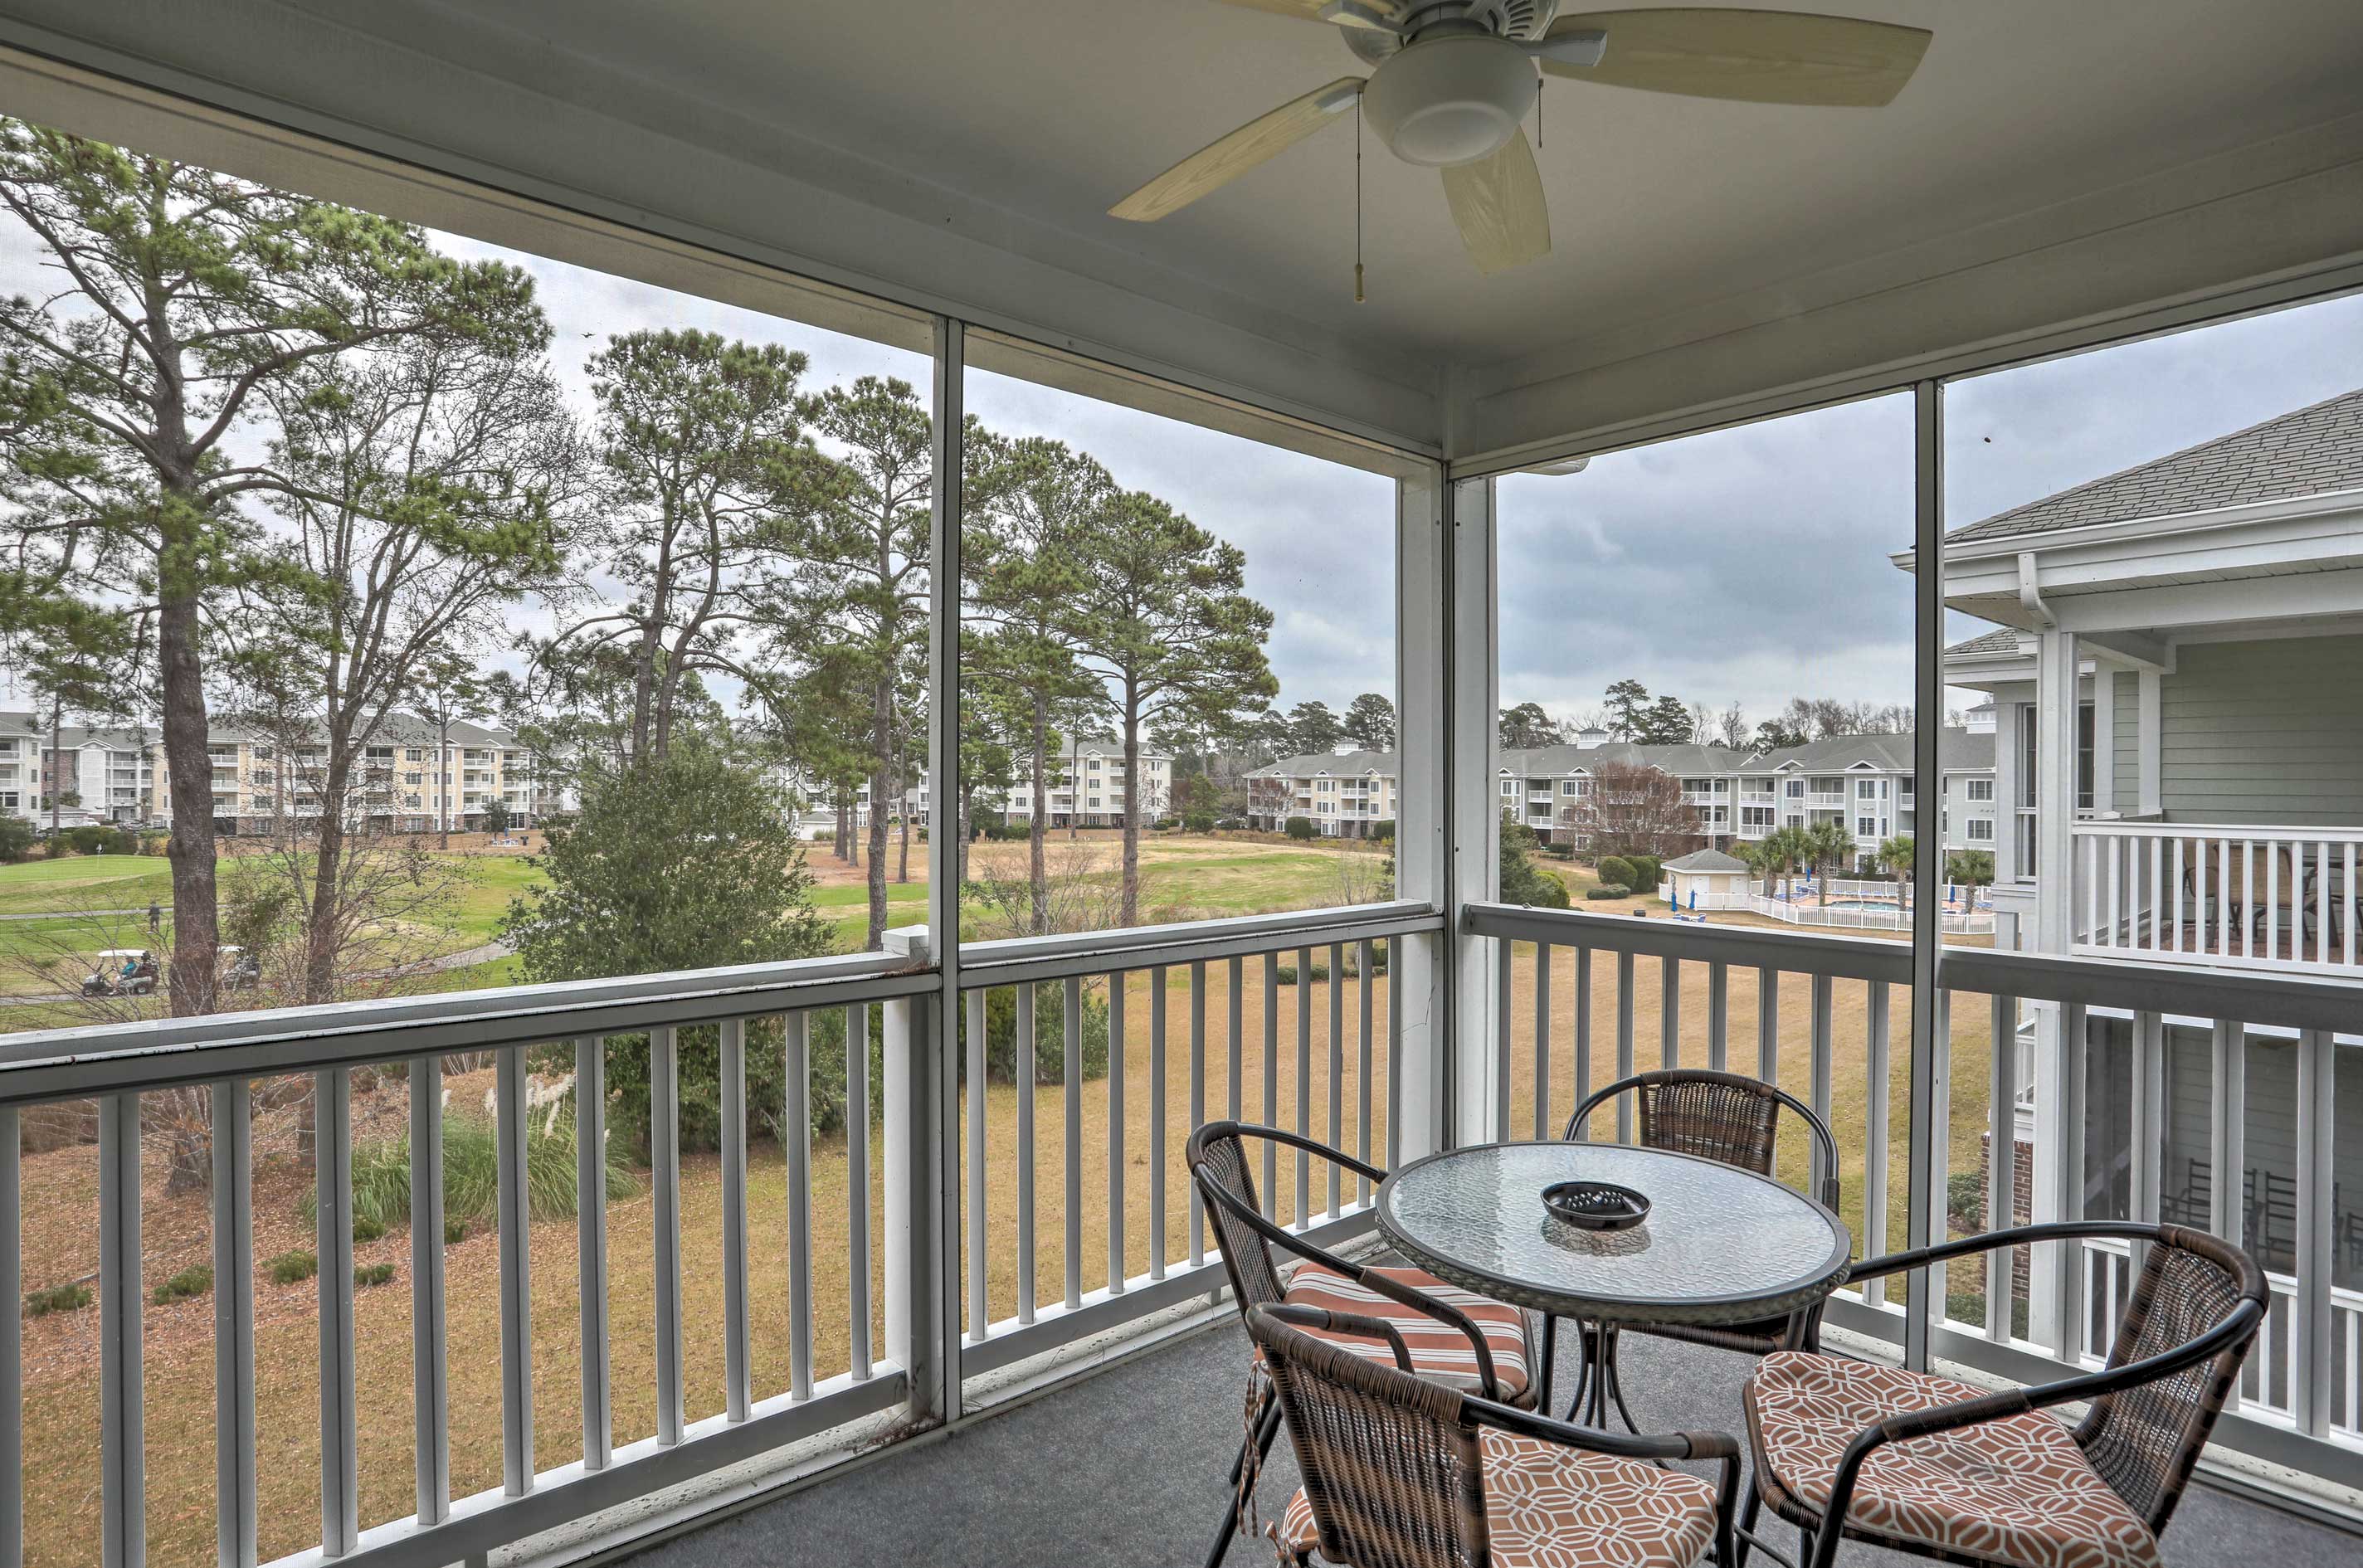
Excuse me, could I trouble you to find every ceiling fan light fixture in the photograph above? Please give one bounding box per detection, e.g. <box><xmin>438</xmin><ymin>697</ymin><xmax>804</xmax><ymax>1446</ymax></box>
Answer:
<box><xmin>1362</xmin><ymin>32</ymin><xmax>1535</xmax><ymax>167</ymax></box>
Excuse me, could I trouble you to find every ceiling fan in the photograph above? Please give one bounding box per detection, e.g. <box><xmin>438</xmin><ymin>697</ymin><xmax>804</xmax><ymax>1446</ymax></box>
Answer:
<box><xmin>1111</xmin><ymin>4</ymin><xmax>1933</xmax><ymax>276</ymax></box>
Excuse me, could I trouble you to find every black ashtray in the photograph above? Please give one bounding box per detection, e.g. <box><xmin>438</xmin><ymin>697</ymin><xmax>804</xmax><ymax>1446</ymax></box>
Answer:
<box><xmin>1542</xmin><ymin>1181</ymin><xmax>1650</xmax><ymax>1231</ymax></box>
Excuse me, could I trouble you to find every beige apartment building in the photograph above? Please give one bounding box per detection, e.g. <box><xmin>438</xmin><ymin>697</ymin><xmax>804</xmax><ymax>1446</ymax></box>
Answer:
<box><xmin>1244</xmin><ymin>747</ymin><xmax>1399</xmax><ymax>837</ymax></box>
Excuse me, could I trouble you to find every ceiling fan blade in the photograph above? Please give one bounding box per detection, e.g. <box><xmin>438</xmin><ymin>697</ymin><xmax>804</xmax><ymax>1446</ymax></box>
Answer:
<box><xmin>1542</xmin><ymin>9</ymin><xmax>1932</xmax><ymax>107</ymax></box>
<box><xmin>1210</xmin><ymin>0</ymin><xmax>1341</xmax><ymax>22</ymax></box>
<box><xmin>1440</xmin><ymin>129</ymin><xmax>1550</xmax><ymax>275</ymax></box>
<box><xmin>1110</xmin><ymin>78</ymin><xmax>1364</xmax><ymax>222</ymax></box>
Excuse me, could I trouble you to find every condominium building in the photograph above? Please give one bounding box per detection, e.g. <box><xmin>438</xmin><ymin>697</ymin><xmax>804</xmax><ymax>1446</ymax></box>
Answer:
<box><xmin>1001</xmin><ymin>735</ymin><xmax>1173</xmax><ymax>830</ymax></box>
<box><xmin>0</xmin><ymin>712</ymin><xmax>163</xmax><ymax>828</ymax></box>
<box><xmin>1244</xmin><ymin>747</ymin><xmax>1398</xmax><ymax>836</ymax></box>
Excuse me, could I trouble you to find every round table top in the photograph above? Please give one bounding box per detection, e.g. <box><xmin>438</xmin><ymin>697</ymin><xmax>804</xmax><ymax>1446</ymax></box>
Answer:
<box><xmin>1374</xmin><ymin>1142</ymin><xmax>1853</xmax><ymax>1327</ymax></box>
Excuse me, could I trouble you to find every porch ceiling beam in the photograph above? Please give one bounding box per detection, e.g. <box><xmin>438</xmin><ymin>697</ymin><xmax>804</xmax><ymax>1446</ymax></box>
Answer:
<box><xmin>2049</xmin><ymin>567</ymin><xmax>2363</xmax><ymax>634</ymax></box>
<box><xmin>2073</xmin><ymin>630</ymin><xmax>2174</xmax><ymax>673</ymax></box>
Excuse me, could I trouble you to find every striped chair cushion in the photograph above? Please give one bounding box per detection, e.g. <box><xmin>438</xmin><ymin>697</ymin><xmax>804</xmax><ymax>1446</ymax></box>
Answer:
<box><xmin>1279</xmin><ymin>1263</ymin><xmax>1533</xmax><ymax>1403</ymax></box>
<box><xmin>1746</xmin><ymin>1351</ymin><xmax>2163</xmax><ymax>1568</ymax></box>
<box><xmin>1279</xmin><ymin>1429</ymin><xmax>1717</xmax><ymax>1567</ymax></box>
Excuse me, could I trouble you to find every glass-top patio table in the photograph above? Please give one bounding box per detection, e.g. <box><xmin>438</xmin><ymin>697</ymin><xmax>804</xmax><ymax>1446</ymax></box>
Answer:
<box><xmin>1375</xmin><ymin>1142</ymin><xmax>1852</xmax><ymax>1424</ymax></box>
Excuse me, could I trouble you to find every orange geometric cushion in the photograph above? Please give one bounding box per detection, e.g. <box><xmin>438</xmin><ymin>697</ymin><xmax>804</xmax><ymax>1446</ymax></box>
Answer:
<box><xmin>1746</xmin><ymin>1351</ymin><xmax>2162</xmax><ymax>1568</ymax></box>
<box><xmin>1279</xmin><ymin>1429</ymin><xmax>1718</xmax><ymax>1567</ymax></box>
<box><xmin>1279</xmin><ymin>1263</ymin><xmax>1533</xmax><ymax>1403</ymax></box>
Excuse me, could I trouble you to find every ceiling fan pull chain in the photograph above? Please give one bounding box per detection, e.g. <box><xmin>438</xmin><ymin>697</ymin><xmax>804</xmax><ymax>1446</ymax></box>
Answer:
<box><xmin>1353</xmin><ymin>94</ymin><xmax>1365</xmax><ymax>304</ymax></box>
<box><xmin>1537</xmin><ymin>75</ymin><xmax>1542</xmax><ymax>149</ymax></box>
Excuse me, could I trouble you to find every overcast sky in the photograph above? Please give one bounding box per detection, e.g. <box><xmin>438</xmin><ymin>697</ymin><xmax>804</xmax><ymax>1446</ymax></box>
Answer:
<box><xmin>5</xmin><ymin>163</ymin><xmax>2361</xmax><ymax>742</ymax></box>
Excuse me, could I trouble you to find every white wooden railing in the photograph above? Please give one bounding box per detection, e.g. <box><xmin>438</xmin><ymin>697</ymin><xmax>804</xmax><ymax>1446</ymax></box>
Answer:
<box><xmin>1464</xmin><ymin>903</ymin><xmax>2363</xmax><ymax>1483</ymax></box>
<box><xmin>2074</xmin><ymin>821</ymin><xmax>2363</xmax><ymax>976</ymax></box>
<box><xmin>0</xmin><ymin>899</ymin><xmax>1440</xmax><ymax>1568</ymax></box>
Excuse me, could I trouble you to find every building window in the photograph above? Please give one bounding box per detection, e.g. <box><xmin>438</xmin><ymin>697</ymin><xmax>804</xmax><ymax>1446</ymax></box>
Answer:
<box><xmin>1784</xmin><ymin>779</ymin><xmax>1804</xmax><ymax>799</ymax></box>
<box><xmin>2077</xmin><ymin>699</ymin><xmax>2095</xmax><ymax>811</ymax></box>
<box><xmin>2016</xmin><ymin>703</ymin><xmax>2038</xmax><ymax>879</ymax></box>
<box><xmin>1967</xmin><ymin>818</ymin><xmax>1995</xmax><ymax>842</ymax></box>
<box><xmin>1499</xmin><ymin>780</ymin><xmax>1515</xmax><ymax>796</ymax></box>
<box><xmin>1857</xmin><ymin>816</ymin><xmax>1878</xmax><ymax>837</ymax></box>
<box><xmin>1856</xmin><ymin>777</ymin><xmax>1880</xmax><ymax>800</ymax></box>
<box><xmin>1966</xmin><ymin>778</ymin><xmax>1995</xmax><ymax>802</ymax></box>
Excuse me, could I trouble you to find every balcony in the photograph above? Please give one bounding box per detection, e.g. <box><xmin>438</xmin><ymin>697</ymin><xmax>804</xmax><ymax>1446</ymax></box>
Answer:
<box><xmin>2072</xmin><ymin>821</ymin><xmax>2363</xmax><ymax>976</ymax></box>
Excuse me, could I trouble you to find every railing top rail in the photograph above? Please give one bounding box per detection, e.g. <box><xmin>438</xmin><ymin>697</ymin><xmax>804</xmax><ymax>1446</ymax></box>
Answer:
<box><xmin>2073</xmin><ymin>819</ymin><xmax>2363</xmax><ymax>840</ymax></box>
<box><xmin>1464</xmin><ymin>901</ymin><xmax>1912</xmax><ymax>984</ymax></box>
<box><xmin>959</xmin><ymin>899</ymin><xmax>1440</xmax><ymax>986</ymax></box>
<box><xmin>1468</xmin><ymin>901</ymin><xmax>2363</xmax><ymax>1035</ymax></box>
<box><xmin>0</xmin><ymin>947</ymin><xmax>929</xmax><ymax>1108</ymax></box>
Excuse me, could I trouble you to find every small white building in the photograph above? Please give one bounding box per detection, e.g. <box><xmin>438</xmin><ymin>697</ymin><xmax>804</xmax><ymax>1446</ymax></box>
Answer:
<box><xmin>1658</xmin><ymin>848</ymin><xmax>1754</xmax><ymax>909</ymax></box>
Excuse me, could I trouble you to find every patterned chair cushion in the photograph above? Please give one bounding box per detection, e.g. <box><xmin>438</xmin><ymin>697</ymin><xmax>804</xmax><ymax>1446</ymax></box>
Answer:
<box><xmin>1280</xmin><ymin>1263</ymin><xmax>1533</xmax><ymax>1403</ymax></box>
<box><xmin>1745</xmin><ymin>1351</ymin><xmax>2163</xmax><ymax>1568</ymax></box>
<box><xmin>1279</xmin><ymin>1429</ymin><xmax>1718</xmax><ymax>1567</ymax></box>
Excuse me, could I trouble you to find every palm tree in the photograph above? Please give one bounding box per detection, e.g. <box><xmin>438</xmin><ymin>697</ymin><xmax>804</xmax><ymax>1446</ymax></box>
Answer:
<box><xmin>1756</xmin><ymin>824</ymin><xmax>1810</xmax><ymax>903</ymax></box>
<box><xmin>1877</xmin><ymin>834</ymin><xmax>1916</xmax><ymax>908</ymax></box>
<box><xmin>1804</xmin><ymin>819</ymin><xmax>1854</xmax><ymax>906</ymax></box>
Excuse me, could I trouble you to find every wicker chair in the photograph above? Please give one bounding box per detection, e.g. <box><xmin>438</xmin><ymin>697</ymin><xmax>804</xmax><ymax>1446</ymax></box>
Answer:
<box><xmin>1247</xmin><ymin>1301</ymin><xmax>1742</xmax><ymax>1568</ymax></box>
<box><xmin>1191</xmin><ymin>1120</ymin><xmax>1542</xmax><ymax>1568</ymax></box>
<box><xmin>1740</xmin><ymin>1220</ymin><xmax>2265</xmax><ymax>1568</ymax></box>
<box><xmin>1552</xmin><ymin>1070</ymin><xmax>1839</xmax><ymax>1422</ymax></box>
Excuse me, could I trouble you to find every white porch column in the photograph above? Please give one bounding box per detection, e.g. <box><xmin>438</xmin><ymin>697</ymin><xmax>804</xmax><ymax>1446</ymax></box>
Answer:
<box><xmin>2136</xmin><ymin>670</ymin><xmax>2162</xmax><ymax>816</ymax></box>
<box><xmin>2092</xmin><ymin>665</ymin><xmax>2115</xmax><ymax>814</ymax></box>
<box><xmin>1392</xmin><ymin>465</ymin><xmax>1453</xmax><ymax>1162</ymax></box>
<box><xmin>2028</xmin><ymin>627</ymin><xmax>2080</xmax><ymax>1346</ymax></box>
<box><xmin>1446</xmin><ymin>476</ymin><xmax>1500</xmax><ymax>1150</ymax></box>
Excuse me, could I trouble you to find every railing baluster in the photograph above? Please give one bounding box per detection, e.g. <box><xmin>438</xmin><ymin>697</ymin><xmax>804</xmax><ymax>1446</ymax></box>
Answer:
<box><xmin>1572</xmin><ymin>947</ymin><xmax>1592</xmax><ymax>1138</ymax></box>
<box><xmin>2295</xmin><ymin>1029</ymin><xmax>2334</xmax><ymax>1438</ymax></box>
<box><xmin>1228</xmin><ymin>956</ymin><xmax>1245</xmax><ymax>1127</ymax></box>
<box><xmin>573</xmin><ymin>1039</ymin><xmax>609</xmax><ymax>1468</ymax></box>
<box><xmin>1296</xmin><ymin>948</ymin><xmax>1313</xmax><ymax>1224</ymax></box>
<box><xmin>1708</xmin><ymin>961</ymin><xmax>1728</xmax><ymax>1073</ymax></box>
<box><xmin>95</xmin><ymin>1093</ymin><xmax>144</xmax><ymax>1568</ymax></box>
<box><xmin>1864</xmin><ymin>983</ymin><xmax>1891</xmax><ymax>1305</ymax></box>
<box><xmin>0</xmin><ymin>1108</ymin><xmax>17</xmax><ymax>1568</ymax></box>
<box><xmin>1809</xmin><ymin>976</ymin><xmax>1833</xmax><ymax>1200</ymax></box>
<box><xmin>1610</xmin><ymin>952</ymin><xmax>1637</xmax><ymax>1142</ymax></box>
<box><xmin>2266</xmin><ymin>840</ymin><xmax>2280</xmax><ymax>961</ymax></box>
<box><xmin>2081</xmin><ymin>831</ymin><xmax>2097</xmax><ymax>945</ymax></box>
<box><xmin>2170</xmin><ymin>837</ymin><xmax>2183</xmax><ymax>952</ymax></box>
<box><xmin>1985</xmin><ymin>996</ymin><xmax>2015</xmax><ymax>1342</ymax></box>
<box><xmin>2051</xmin><ymin>1001</ymin><xmax>2088</xmax><ymax>1360</ymax></box>
<box><xmin>1495</xmin><ymin>936</ymin><xmax>1515</xmax><ymax>1141</ymax></box>
<box><xmin>1191</xmin><ymin>962</ymin><xmax>1208</xmax><ymax>1259</ymax></box>
<box><xmin>1532</xmin><ymin>941</ymin><xmax>1552</xmax><ymax>1142</ymax></box>
<box><xmin>318</xmin><ymin>1067</ymin><xmax>358</xmax><ymax>1555</ymax></box>
<box><xmin>1357</xmin><ymin>940</ymin><xmax>1375</xmax><ymax>1200</ymax></box>
<box><xmin>1066</xmin><ymin>975</ymin><xmax>1085</xmax><ymax>1307</ymax></box>
<box><xmin>1756</xmin><ymin>967</ymin><xmax>1780</xmax><ymax>1085</ymax></box>
<box><xmin>2317</xmin><ymin>841</ymin><xmax>2331</xmax><ymax>967</ymax></box>
<box><xmin>212</xmin><ymin>1081</ymin><xmax>257</xmax><ymax>1564</ymax></box>
<box><xmin>1327</xmin><ymin>944</ymin><xmax>1344</xmax><ymax>1215</ymax></box>
<box><xmin>2243</xmin><ymin>840</ymin><xmax>2255</xmax><ymax>959</ymax></box>
<box><xmin>967</xmin><ymin>989</ymin><xmax>991</xmax><ymax>1332</ymax></box>
<box><xmin>785</xmin><ymin>1012</ymin><xmax>815</xmax><ymax>1397</ymax></box>
<box><xmin>1107</xmin><ymin>976</ymin><xmax>1125</xmax><ymax>1296</ymax></box>
<box><xmin>719</xmin><ymin>1018</ymin><xmax>751</xmax><ymax>1421</ymax></box>
<box><xmin>2148</xmin><ymin>836</ymin><xmax>2162</xmax><ymax>952</ymax></box>
<box><xmin>1152</xmin><ymin>968</ymin><xmax>1169</xmax><ymax>1278</ymax></box>
<box><xmin>1386</xmin><ymin>941</ymin><xmax>1402</xmax><ymax>1169</ymax></box>
<box><xmin>846</xmin><ymin>1003</ymin><xmax>872</xmax><ymax>1378</ymax></box>
<box><xmin>651</xmin><ymin>1026</ymin><xmax>685</xmax><ymax>1434</ymax></box>
<box><xmin>1660</xmin><ymin>957</ymin><xmax>1681</xmax><ymax>1071</ymax></box>
<box><xmin>1260</xmin><ymin>960</ymin><xmax>1278</xmax><ymax>1213</ymax></box>
<box><xmin>1016</xmin><ymin>984</ymin><xmax>1038</xmax><ymax>1317</ymax></box>
<box><xmin>495</xmin><ymin>1046</ymin><xmax>533</xmax><ymax>1493</ymax></box>
<box><xmin>2105</xmin><ymin>832</ymin><xmax>2120</xmax><ymax>947</ymax></box>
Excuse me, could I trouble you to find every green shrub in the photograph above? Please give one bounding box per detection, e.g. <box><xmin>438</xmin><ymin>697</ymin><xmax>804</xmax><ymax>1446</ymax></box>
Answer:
<box><xmin>152</xmin><ymin>1264</ymin><xmax>212</xmax><ymax>1304</ymax></box>
<box><xmin>1273</xmin><ymin>962</ymin><xmax>1328</xmax><ymax>985</ymax></box>
<box><xmin>266</xmin><ymin>1249</ymin><xmax>317</xmax><ymax>1286</ymax></box>
<box><xmin>0</xmin><ymin>815</ymin><xmax>33</xmax><ymax>864</ymax></box>
<box><xmin>1371</xmin><ymin>820</ymin><xmax>1396</xmax><ymax>840</ymax></box>
<box><xmin>1543</xmin><ymin>842</ymin><xmax>1574</xmax><ymax>859</ymax></box>
<box><xmin>307</xmin><ymin>1108</ymin><xmax>640</xmax><ymax>1234</ymax></box>
<box><xmin>1596</xmin><ymin>855</ymin><xmax>1635</xmax><ymax>889</ymax></box>
<box><xmin>1284</xmin><ymin>816</ymin><xmax>1317</xmax><ymax>841</ymax></box>
<box><xmin>1183</xmin><ymin>810</ymin><xmax>1216</xmax><ymax>834</ymax></box>
<box><xmin>1586</xmin><ymin>885</ymin><xmax>1630</xmax><ymax>901</ymax></box>
<box><xmin>354</xmin><ymin>1263</ymin><xmax>396</xmax><ymax>1288</ymax></box>
<box><xmin>445</xmin><ymin>1216</ymin><xmax>466</xmax><ymax>1245</ymax></box>
<box><xmin>1626</xmin><ymin>855</ymin><xmax>1663</xmax><ymax>893</ymax></box>
<box><xmin>1946</xmin><ymin>1171</ymin><xmax>1985</xmax><ymax>1231</ymax></box>
<box><xmin>966</xmin><ymin>981</ymin><xmax>1113</xmax><ymax>1087</ymax></box>
<box><xmin>26</xmin><ymin>1281</ymin><xmax>91</xmax><ymax>1316</ymax></box>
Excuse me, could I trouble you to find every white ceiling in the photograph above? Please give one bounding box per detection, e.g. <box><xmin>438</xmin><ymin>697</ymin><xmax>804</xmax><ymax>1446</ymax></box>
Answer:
<box><xmin>394</xmin><ymin>0</ymin><xmax>2363</xmax><ymax>368</ymax></box>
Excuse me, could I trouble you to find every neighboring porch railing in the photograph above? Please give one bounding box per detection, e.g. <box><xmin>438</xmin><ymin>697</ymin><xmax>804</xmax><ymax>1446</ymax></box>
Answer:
<box><xmin>2073</xmin><ymin>820</ymin><xmax>2363</xmax><ymax>976</ymax></box>
<box><xmin>1464</xmin><ymin>902</ymin><xmax>2363</xmax><ymax>1491</ymax></box>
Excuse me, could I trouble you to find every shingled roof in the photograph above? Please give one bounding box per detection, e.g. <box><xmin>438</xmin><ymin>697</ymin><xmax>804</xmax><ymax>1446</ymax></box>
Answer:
<box><xmin>1949</xmin><ymin>386</ymin><xmax>2363</xmax><ymax>543</ymax></box>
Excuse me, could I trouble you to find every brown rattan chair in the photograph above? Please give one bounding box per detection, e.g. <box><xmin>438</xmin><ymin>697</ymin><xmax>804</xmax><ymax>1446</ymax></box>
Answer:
<box><xmin>1247</xmin><ymin>1301</ymin><xmax>1742</xmax><ymax>1568</ymax></box>
<box><xmin>1552</xmin><ymin>1070</ymin><xmax>1839</xmax><ymax>1422</ymax></box>
<box><xmin>1740</xmin><ymin>1220</ymin><xmax>2266</xmax><ymax>1568</ymax></box>
<box><xmin>1191</xmin><ymin>1120</ymin><xmax>1542</xmax><ymax>1568</ymax></box>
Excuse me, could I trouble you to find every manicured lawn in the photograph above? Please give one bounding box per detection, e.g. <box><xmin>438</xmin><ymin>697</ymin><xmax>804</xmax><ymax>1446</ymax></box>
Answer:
<box><xmin>0</xmin><ymin>852</ymin><xmax>172</xmax><ymax>915</ymax></box>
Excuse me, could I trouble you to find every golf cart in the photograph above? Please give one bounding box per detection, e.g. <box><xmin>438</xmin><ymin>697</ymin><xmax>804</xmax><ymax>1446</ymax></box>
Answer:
<box><xmin>81</xmin><ymin>948</ymin><xmax>159</xmax><ymax>999</ymax></box>
<box><xmin>218</xmin><ymin>945</ymin><xmax>261</xmax><ymax>994</ymax></box>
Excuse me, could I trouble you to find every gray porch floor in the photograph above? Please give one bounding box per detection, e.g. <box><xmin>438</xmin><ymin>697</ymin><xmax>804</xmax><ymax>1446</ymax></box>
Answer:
<box><xmin>624</xmin><ymin>1318</ymin><xmax>2359</xmax><ymax>1567</ymax></box>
